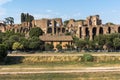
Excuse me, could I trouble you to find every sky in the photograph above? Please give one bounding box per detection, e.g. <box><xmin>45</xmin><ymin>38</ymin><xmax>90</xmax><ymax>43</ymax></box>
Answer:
<box><xmin>0</xmin><ymin>0</ymin><xmax>120</xmax><ymax>24</ymax></box>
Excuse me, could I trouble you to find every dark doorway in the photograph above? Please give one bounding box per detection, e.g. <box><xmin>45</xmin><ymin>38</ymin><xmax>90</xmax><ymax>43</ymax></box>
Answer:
<box><xmin>47</xmin><ymin>28</ymin><xmax>52</xmax><ymax>33</ymax></box>
<box><xmin>118</xmin><ymin>27</ymin><xmax>120</xmax><ymax>33</ymax></box>
<box><xmin>85</xmin><ymin>27</ymin><xmax>89</xmax><ymax>37</ymax></box>
<box><xmin>92</xmin><ymin>27</ymin><xmax>97</xmax><ymax>39</ymax></box>
<box><xmin>108</xmin><ymin>27</ymin><xmax>111</xmax><ymax>34</ymax></box>
<box><xmin>99</xmin><ymin>27</ymin><xmax>103</xmax><ymax>34</ymax></box>
<box><xmin>79</xmin><ymin>27</ymin><xmax>82</xmax><ymax>38</ymax></box>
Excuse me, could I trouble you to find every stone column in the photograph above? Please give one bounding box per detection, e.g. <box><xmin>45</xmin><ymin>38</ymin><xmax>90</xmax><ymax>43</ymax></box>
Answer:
<box><xmin>82</xmin><ymin>27</ymin><xmax>86</xmax><ymax>39</ymax></box>
<box><xmin>89</xmin><ymin>28</ymin><xmax>93</xmax><ymax>40</ymax></box>
<box><xmin>96</xmin><ymin>27</ymin><xmax>99</xmax><ymax>36</ymax></box>
<box><xmin>52</xmin><ymin>20</ymin><xmax>55</xmax><ymax>35</ymax></box>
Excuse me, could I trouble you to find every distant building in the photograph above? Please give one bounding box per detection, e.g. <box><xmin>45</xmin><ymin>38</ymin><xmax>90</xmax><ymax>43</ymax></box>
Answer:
<box><xmin>0</xmin><ymin>15</ymin><xmax>120</xmax><ymax>40</ymax></box>
<box><xmin>40</xmin><ymin>35</ymin><xmax>73</xmax><ymax>49</ymax></box>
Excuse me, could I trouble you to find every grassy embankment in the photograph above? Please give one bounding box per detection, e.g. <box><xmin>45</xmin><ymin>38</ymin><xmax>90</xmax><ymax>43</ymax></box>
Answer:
<box><xmin>1</xmin><ymin>52</ymin><xmax>120</xmax><ymax>68</ymax></box>
<box><xmin>0</xmin><ymin>72</ymin><xmax>120</xmax><ymax>80</ymax></box>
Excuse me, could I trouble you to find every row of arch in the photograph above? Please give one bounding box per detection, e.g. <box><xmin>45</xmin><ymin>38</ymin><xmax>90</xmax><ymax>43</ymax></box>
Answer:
<box><xmin>79</xmin><ymin>26</ymin><xmax>120</xmax><ymax>39</ymax></box>
<box><xmin>47</xmin><ymin>27</ymin><xmax>65</xmax><ymax>34</ymax></box>
<box><xmin>11</xmin><ymin>27</ymin><xmax>30</xmax><ymax>33</ymax></box>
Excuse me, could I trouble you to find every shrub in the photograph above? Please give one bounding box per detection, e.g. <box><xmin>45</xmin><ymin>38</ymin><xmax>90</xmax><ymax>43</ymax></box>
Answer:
<box><xmin>0</xmin><ymin>44</ymin><xmax>8</xmax><ymax>63</ymax></box>
<box><xmin>82</xmin><ymin>54</ymin><xmax>94</xmax><ymax>62</ymax></box>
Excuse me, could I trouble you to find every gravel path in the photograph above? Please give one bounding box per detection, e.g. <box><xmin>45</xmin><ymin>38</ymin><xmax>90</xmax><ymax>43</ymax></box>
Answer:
<box><xmin>1</xmin><ymin>67</ymin><xmax>120</xmax><ymax>74</ymax></box>
<box><xmin>8</xmin><ymin>53</ymin><xmax>120</xmax><ymax>56</ymax></box>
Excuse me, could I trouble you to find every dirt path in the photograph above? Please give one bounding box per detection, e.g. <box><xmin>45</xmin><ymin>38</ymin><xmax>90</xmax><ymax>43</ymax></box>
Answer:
<box><xmin>8</xmin><ymin>53</ymin><xmax>120</xmax><ymax>57</ymax></box>
<box><xmin>1</xmin><ymin>67</ymin><xmax>120</xmax><ymax>74</ymax></box>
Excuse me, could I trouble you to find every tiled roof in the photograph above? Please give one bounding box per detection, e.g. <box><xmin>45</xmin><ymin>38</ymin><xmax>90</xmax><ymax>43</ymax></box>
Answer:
<box><xmin>40</xmin><ymin>35</ymin><xmax>73</xmax><ymax>41</ymax></box>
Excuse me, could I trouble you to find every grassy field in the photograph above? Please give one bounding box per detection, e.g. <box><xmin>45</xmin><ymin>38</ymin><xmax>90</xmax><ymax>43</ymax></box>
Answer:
<box><xmin>1</xmin><ymin>61</ymin><xmax>120</xmax><ymax>69</ymax></box>
<box><xmin>0</xmin><ymin>72</ymin><xmax>120</xmax><ymax>80</ymax></box>
<box><xmin>1</xmin><ymin>52</ymin><xmax>120</xmax><ymax>80</ymax></box>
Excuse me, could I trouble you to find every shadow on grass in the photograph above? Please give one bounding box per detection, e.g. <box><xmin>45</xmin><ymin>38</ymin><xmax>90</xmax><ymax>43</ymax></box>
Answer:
<box><xmin>5</xmin><ymin>56</ymin><xmax>24</xmax><ymax>65</ymax></box>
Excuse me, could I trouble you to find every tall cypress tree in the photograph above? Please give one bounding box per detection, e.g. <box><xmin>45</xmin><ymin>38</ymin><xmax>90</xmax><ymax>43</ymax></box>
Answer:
<box><xmin>21</xmin><ymin>13</ymin><xmax>25</xmax><ymax>23</ymax></box>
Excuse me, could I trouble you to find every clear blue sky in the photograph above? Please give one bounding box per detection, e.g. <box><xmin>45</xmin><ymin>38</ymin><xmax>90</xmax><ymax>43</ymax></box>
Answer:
<box><xmin>0</xmin><ymin>0</ymin><xmax>120</xmax><ymax>24</ymax></box>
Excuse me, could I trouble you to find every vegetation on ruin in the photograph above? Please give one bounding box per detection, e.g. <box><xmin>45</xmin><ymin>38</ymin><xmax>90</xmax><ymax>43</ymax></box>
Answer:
<box><xmin>29</xmin><ymin>27</ymin><xmax>43</xmax><ymax>37</ymax></box>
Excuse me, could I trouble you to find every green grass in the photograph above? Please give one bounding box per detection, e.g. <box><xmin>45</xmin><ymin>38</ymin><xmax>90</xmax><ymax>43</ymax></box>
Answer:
<box><xmin>0</xmin><ymin>72</ymin><xmax>120</xmax><ymax>80</ymax></box>
<box><xmin>1</xmin><ymin>61</ymin><xmax>120</xmax><ymax>69</ymax></box>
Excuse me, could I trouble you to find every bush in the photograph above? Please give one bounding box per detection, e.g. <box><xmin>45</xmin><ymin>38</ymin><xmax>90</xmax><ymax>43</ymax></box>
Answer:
<box><xmin>0</xmin><ymin>44</ymin><xmax>8</xmax><ymax>63</ymax></box>
<box><xmin>82</xmin><ymin>54</ymin><xmax>94</xmax><ymax>62</ymax></box>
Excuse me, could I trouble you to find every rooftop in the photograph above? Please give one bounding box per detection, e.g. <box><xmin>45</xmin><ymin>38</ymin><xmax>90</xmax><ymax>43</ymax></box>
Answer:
<box><xmin>40</xmin><ymin>35</ymin><xmax>73</xmax><ymax>41</ymax></box>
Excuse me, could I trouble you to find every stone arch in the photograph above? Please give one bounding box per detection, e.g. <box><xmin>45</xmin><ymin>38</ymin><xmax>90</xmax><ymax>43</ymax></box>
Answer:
<box><xmin>92</xmin><ymin>27</ymin><xmax>97</xmax><ymax>39</ymax></box>
<box><xmin>79</xmin><ymin>27</ymin><xmax>82</xmax><ymax>38</ymax></box>
<box><xmin>99</xmin><ymin>27</ymin><xmax>103</xmax><ymax>34</ymax></box>
<box><xmin>118</xmin><ymin>27</ymin><xmax>120</xmax><ymax>33</ymax></box>
<box><xmin>47</xmin><ymin>28</ymin><xmax>52</xmax><ymax>33</ymax></box>
<box><xmin>85</xmin><ymin>27</ymin><xmax>89</xmax><ymax>37</ymax></box>
<box><xmin>108</xmin><ymin>27</ymin><xmax>111</xmax><ymax>34</ymax></box>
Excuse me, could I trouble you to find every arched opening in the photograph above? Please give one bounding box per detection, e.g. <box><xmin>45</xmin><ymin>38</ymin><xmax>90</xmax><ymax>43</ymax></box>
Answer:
<box><xmin>108</xmin><ymin>27</ymin><xmax>111</xmax><ymax>34</ymax></box>
<box><xmin>47</xmin><ymin>28</ymin><xmax>52</xmax><ymax>33</ymax></box>
<box><xmin>58</xmin><ymin>28</ymin><xmax>61</xmax><ymax>33</ymax></box>
<box><xmin>48</xmin><ymin>20</ymin><xmax>52</xmax><ymax>27</ymax></box>
<box><xmin>92</xmin><ymin>27</ymin><xmax>97</xmax><ymax>40</ymax></box>
<box><xmin>54</xmin><ymin>28</ymin><xmax>56</xmax><ymax>34</ymax></box>
<box><xmin>62</xmin><ymin>28</ymin><xmax>65</xmax><ymax>33</ymax></box>
<box><xmin>85</xmin><ymin>27</ymin><xmax>89</xmax><ymax>37</ymax></box>
<box><xmin>118</xmin><ymin>27</ymin><xmax>120</xmax><ymax>33</ymax></box>
<box><xmin>99</xmin><ymin>27</ymin><xmax>103</xmax><ymax>34</ymax></box>
<box><xmin>79</xmin><ymin>27</ymin><xmax>82</xmax><ymax>38</ymax></box>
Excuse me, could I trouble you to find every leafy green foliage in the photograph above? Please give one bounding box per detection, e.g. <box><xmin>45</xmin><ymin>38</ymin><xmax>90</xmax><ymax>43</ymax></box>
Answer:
<box><xmin>29</xmin><ymin>27</ymin><xmax>43</xmax><ymax>37</ymax></box>
<box><xmin>45</xmin><ymin>43</ymin><xmax>54</xmax><ymax>51</ymax></box>
<box><xmin>12</xmin><ymin>42</ymin><xmax>23</xmax><ymax>50</ymax></box>
<box><xmin>21</xmin><ymin>13</ymin><xmax>34</xmax><ymax>23</ymax></box>
<box><xmin>5</xmin><ymin>17</ymin><xmax>14</xmax><ymax>25</ymax></box>
<box><xmin>113</xmin><ymin>38</ymin><xmax>120</xmax><ymax>50</ymax></box>
<box><xmin>28</xmin><ymin>37</ymin><xmax>43</xmax><ymax>50</ymax></box>
<box><xmin>56</xmin><ymin>44</ymin><xmax>62</xmax><ymax>50</ymax></box>
<box><xmin>82</xmin><ymin>54</ymin><xmax>94</xmax><ymax>62</ymax></box>
<box><xmin>0</xmin><ymin>44</ymin><xmax>8</xmax><ymax>62</ymax></box>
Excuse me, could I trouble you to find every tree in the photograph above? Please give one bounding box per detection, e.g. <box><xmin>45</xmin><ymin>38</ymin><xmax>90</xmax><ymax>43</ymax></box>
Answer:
<box><xmin>21</xmin><ymin>13</ymin><xmax>25</xmax><ymax>23</ymax></box>
<box><xmin>3</xmin><ymin>40</ymin><xmax>14</xmax><ymax>50</ymax></box>
<box><xmin>12</xmin><ymin>42</ymin><xmax>23</xmax><ymax>50</ymax></box>
<box><xmin>29</xmin><ymin>27</ymin><xmax>43</xmax><ymax>37</ymax></box>
<box><xmin>5</xmin><ymin>17</ymin><xmax>14</xmax><ymax>26</ymax></box>
<box><xmin>19</xmin><ymin>37</ymin><xmax>29</xmax><ymax>50</ymax></box>
<box><xmin>21</xmin><ymin>13</ymin><xmax>34</xmax><ymax>23</ymax></box>
<box><xmin>94</xmin><ymin>35</ymin><xmax>106</xmax><ymax>49</ymax></box>
<box><xmin>113</xmin><ymin>38</ymin><xmax>120</xmax><ymax>50</ymax></box>
<box><xmin>75</xmin><ymin>39</ymin><xmax>86</xmax><ymax>51</ymax></box>
<box><xmin>9</xmin><ymin>35</ymin><xmax>20</xmax><ymax>42</ymax></box>
<box><xmin>0</xmin><ymin>44</ymin><xmax>8</xmax><ymax>63</ymax></box>
<box><xmin>28</xmin><ymin>37</ymin><xmax>43</xmax><ymax>50</ymax></box>
<box><xmin>56</xmin><ymin>44</ymin><xmax>62</xmax><ymax>51</ymax></box>
<box><xmin>45</xmin><ymin>43</ymin><xmax>54</xmax><ymax>51</ymax></box>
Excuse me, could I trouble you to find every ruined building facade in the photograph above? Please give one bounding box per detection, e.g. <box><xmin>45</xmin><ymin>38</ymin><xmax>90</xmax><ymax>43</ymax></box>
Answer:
<box><xmin>32</xmin><ymin>18</ymin><xmax>65</xmax><ymax>35</ymax></box>
<box><xmin>66</xmin><ymin>15</ymin><xmax>120</xmax><ymax>40</ymax></box>
<box><xmin>0</xmin><ymin>15</ymin><xmax>120</xmax><ymax>40</ymax></box>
